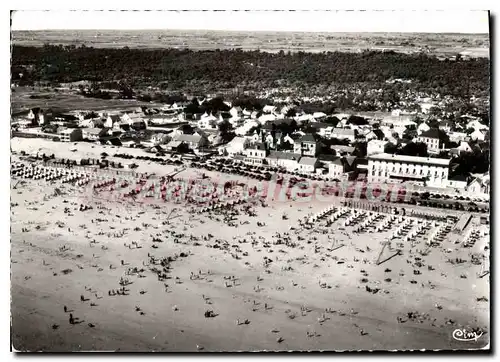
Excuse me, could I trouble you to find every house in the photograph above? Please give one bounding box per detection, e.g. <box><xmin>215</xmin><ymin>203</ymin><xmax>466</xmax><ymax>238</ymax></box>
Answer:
<box><xmin>466</xmin><ymin>119</ymin><xmax>488</xmax><ymax>131</ymax></box>
<box><xmin>79</xmin><ymin>117</ymin><xmax>104</xmax><ymax>128</ymax></box>
<box><xmin>330</xmin><ymin>128</ymin><xmax>356</xmax><ymax>142</ymax></box>
<box><xmin>150</xmin><ymin>133</ymin><xmax>171</xmax><ymax>146</ymax></box>
<box><xmin>264</xmin><ymin>133</ymin><xmax>275</xmax><ymax>149</ymax></box>
<box><xmin>298</xmin><ymin>157</ymin><xmax>319</xmax><ymax>173</ymax></box>
<box><xmin>122</xmin><ymin>112</ymin><xmax>147</xmax><ymax>129</ymax></box>
<box><xmin>417</xmin><ymin>122</ymin><xmax>430</xmax><ymax>135</ymax></box>
<box><xmin>198</xmin><ymin>117</ymin><xmax>218</xmax><ymax>130</ymax></box>
<box><xmin>449</xmin><ymin>131</ymin><xmax>467</xmax><ymax>143</ymax></box>
<box><xmin>82</xmin><ymin>128</ymin><xmax>107</xmax><ymax>142</ymax></box>
<box><xmin>175</xmin><ymin>134</ymin><xmax>209</xmax><ymax>150</ymax></box>
<box><xmin>27</xmin><ymin>107</ymin><xmax>47</xmax><ymax>126</ymax></box>
<box><xmin>165</xmin><ymin>140</ymin><xmax>183</xmax><ymax>152</ymax></box>
<box><xmin>293</xmin><ymin>134</ymin><xmax>318</xmax><ymax>156</ymax></box>
<box><xmin>320</xmin><ymin>155</ymin><xmax>345</xmax><ymax>178</ymax></box>
<box><xmin>367</xmin><ymin>140</ymin><xmax>388</xmax><ymax>156</ymax></box>
<box><xmin>58</xmin><ymin>128</ymin><xmax>82</xmax><ymax>142</ymax></box>
<box><xmin>293</xmin><ymin>134</ymin><xmax>317</xmax><ymax>156</ymax></box>
<box><xmin>467</xmin><ymin>175</ymin><xmax>490</xmax><ymax>195</ymax></box>
<box><xmin>266</xmin><ymin>151</ymin><xmax>301</xmax><ymax>171</ymax></box>
<box><xmin>229</xmin><ymin>106</ymin><xmax>243</xmax><ymax>119</ymax></box>
<box><xmin>415</xmin><ymin>128</ymin><xmax>442</xmax><ymax>154</ymax></box>
<box><xmin>469</xmin><ymin>129</ymin><xmax>486</xmax><ymax>141</ymax></box>
<box><xmin>438</xmin><ymin>120</ymin><xmax>454</xmax><ymax>133</ymax></box>
<box><xmin>282</xmin><ymin>134</ymin><xmax>295</xmax><ymax>147</ymax></box>
<box><xmin>446</xmin><ymin>174</ymin><xmax>469</xmax><ymax>190</ymax></box>
<box><xmin>105</xmin><ymin>115</ymin><xmax>122</xmax><ymax>128</ymax></box>
<box><xmin>244</xmin><ymin>143</ymin><xmax>268</xmax><ymax>165</ymax></box>
<box><xmin>218</xmin><ymin>136</ymin><xmax>249</xmax><ymax>157</ymax></box>
<box><xmin>457</xmin><ymin>141</ymin><xmax>473</xmax><ymax>153</ymax></box>
<box><xmin>262</xmin><ymin>105</ymin><xmax>277</xmax><ymax>114</ymax></box>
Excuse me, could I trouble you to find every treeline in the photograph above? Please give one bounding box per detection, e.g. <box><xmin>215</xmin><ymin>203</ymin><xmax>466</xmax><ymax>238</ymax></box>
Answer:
<box><xmin>11</xmin><ymin>44</ymin><xmax>489</xmax><ymax>97</ymax></box>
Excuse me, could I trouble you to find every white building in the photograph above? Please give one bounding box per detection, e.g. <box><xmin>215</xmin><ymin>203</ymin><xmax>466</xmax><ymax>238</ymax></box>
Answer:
<box><xmin>82</xmin><ymin>128</ymin><xmax>105</xmax><ymax>141</ymax></box>
<box><xmin>58</xmin><ymin>128</ymin><xmax>83</xmax><ymax>143</ymax></box>
<box><xmin>298</xmin><ymin>157</ymin><xmax>319</xmax><ymax>173</ymax></box>
<box><xmin>327</xmin><ymin>157</ymin><xmax>345</xmax><ymax>178</ymax></box>
<box><xmin>467</xmin><ymin>175</ymin><xmax>490</xmax><ymax>195</ymax></box>
<box><xmin>367</xmin><ymin>153</ymin><xmax>451</xmax><ymax>188</ymax></box>
<box><xmin>243</xmin><ymin>143</ymin><xmax>268</xmax><ymax>165</ymax></box>
<box><xmin>266</xmin><ymin>151</ymin><xmax>300</xmax><ymax>171</ymax></box>
<box><xmin>469</xmin><ymin>129</ymin><xmax>486</xmax><ymax>141</ymax></box>
<box><xmin>105</xmin><ymin>114</ymin><xmax>122</xmax><ymax>128</ymax></box>
<box><xmin>415</xmin><ymin>128</ymin><xmax>442</xmax><ymax>154</ymax></box>
<box><xmin>449</xmin><ymin>131</ymin><xmax>467</xmax><ymax>143</ymax></box>
<box><xmin>417</xmin><ymin>122</ymin><xmax>430</xmax><ymax>135</ymax></box>
<box><xmin>197</xmin><ymin>117</ymin><xmax>218</xmax><ymax>130</ymax></box>
<box><xmin>293</xmin><ymin>134</ymin><xmax>317</xmax><ymax>156</ymax></box>
<box><xmin>229</xmin><ymin>106</ymin><xmax>243</xmax><ymax>119</ymax></box>
<box><xmin>122</xmin><ymin>112</ymin><xmax>146</xmax><ymax>128</ymax></box>
<box><xmin>367</xmin><ymin>140</ymin><xmax>388</xmax><ymax>156</ymax></box>
<box><xmin>466</xmin><ymin>119</ymin><xmax>488</xmax><ymax>131</ymax></box>
<box><xmin>175</xmin><ymin>134</ymin><xmax>209</xmax><ymax>150</ymax></box>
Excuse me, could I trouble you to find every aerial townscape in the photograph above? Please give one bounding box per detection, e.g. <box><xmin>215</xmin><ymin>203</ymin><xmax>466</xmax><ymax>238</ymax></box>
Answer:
<box><xmin>10</xmin><ymin>13</ymin><xmax>490</xmax><ymax>352</ymax></box>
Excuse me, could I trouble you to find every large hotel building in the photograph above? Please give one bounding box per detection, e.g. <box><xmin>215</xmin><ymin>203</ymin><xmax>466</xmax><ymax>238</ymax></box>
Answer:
<box><xmin>367</xmin><ymin>153</ymin><xmax>451</xmax><ymax>188</ymax></box>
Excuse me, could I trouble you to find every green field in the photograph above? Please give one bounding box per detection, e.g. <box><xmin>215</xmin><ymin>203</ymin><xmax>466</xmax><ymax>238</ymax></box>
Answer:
<box><xmin>10</xmin><ymin>86</ymin><xmax>164</xmax><ymax>114</ymax></box>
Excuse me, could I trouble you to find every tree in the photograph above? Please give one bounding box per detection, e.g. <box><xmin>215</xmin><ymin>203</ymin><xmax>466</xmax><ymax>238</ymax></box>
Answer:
<box><xmin>285</xmin><ymin>108</ymin><xmax>297</xmax><ymax>117</ymax></box>
<box><xmin>352</xmin><ymin>142</ymin><xmax>367</xmax><ymax>157</ymax></box>
<box><xmin>402</xmin><ymin>127</ymin><xmax>417</xmax><ymax>140</ymax></box>
<box><xmin>324</xmin><ymin>116</ymin><xmax>340</xmax><ymax>127</ymax></box>
<box><xmin>218</xmin><ymin>119</ymin><xmax>233</xmax><ymax>135</ymax></box>
<box><xmin>398</xmin><ymin>142</ymin><xmax>428</xmax><ymax>157</ymax></box>
<box><xmin>384</xmin><ymin>142</ymin><xmax>399</xmax><ymax>154</ymax></box>
<box><xmin>428</xmin><ymin>107</ymin><xmax>442</xmax><ymax>117</ymax></box>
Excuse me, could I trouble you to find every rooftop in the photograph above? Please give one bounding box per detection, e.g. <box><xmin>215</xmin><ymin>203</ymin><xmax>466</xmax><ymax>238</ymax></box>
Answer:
<box><xmin>176</xmin><ymin>134</ymin><xmax>203</xmax><ymax>143</ymax></box>
<box><xmin>331</xmin><ymin>128</ymin><xmax>355</xmax><ymax>136</ymax></box>
<box><xmin>368</xmin><ymin>153</ymin><xmax>451</xmax><ymax>166</ymax></box>
<box><xmin>299</xmin><ymin>157</ymin><xmax>318</xmax><ymax>166</ymax></box>
<box><xmin>318</xmin><ymin>154</ymin><xmax>340</xmax><ymax>162</ymax></box>
<box><xmin>419</xmin><ymin>128</ymin><xmax>441</xmax><ymax>139</ymax></box>
<box><xmin>299</xmin><ymin>134</ymin><xmax>316</xmax><ymax>143</ymax></box>
<box><xmin>268</xmin><ymin>151</ymin><xmax>301</xmax><ymax>161</ymax></box>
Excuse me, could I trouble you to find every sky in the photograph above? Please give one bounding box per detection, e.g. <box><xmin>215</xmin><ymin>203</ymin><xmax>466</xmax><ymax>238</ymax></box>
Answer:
<box><xmin>11</xmin><ymin>10</ymin><xmax>490</xmax><ymax>33</ymax></box>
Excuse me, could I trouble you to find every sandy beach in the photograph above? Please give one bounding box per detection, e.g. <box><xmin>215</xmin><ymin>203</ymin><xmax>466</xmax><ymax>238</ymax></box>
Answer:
<box><xmin>10</xmin><ymin>140</ymin><xmax>490</xmax><ymax>351</ymax></box>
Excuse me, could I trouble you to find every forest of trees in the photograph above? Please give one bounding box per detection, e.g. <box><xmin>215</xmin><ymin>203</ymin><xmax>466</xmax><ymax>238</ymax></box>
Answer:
<box><xmin>11</xmin><ymin>45</ymin><xmax>489</xmax><ymax>99</ymax></box>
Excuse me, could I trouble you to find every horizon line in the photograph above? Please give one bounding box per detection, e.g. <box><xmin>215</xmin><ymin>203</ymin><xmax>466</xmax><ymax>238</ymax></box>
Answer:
<box><xmin>11</xmin><ymin>28</ymin><xmax>490</xmax><ymax>35</ymax></box>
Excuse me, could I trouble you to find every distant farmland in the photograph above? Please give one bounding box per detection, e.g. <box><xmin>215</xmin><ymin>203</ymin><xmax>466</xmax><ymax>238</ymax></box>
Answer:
<box><xmin>11</xmin><ymin>30</ymin><xmax>490</xmax><ymax>58</ymax></box>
